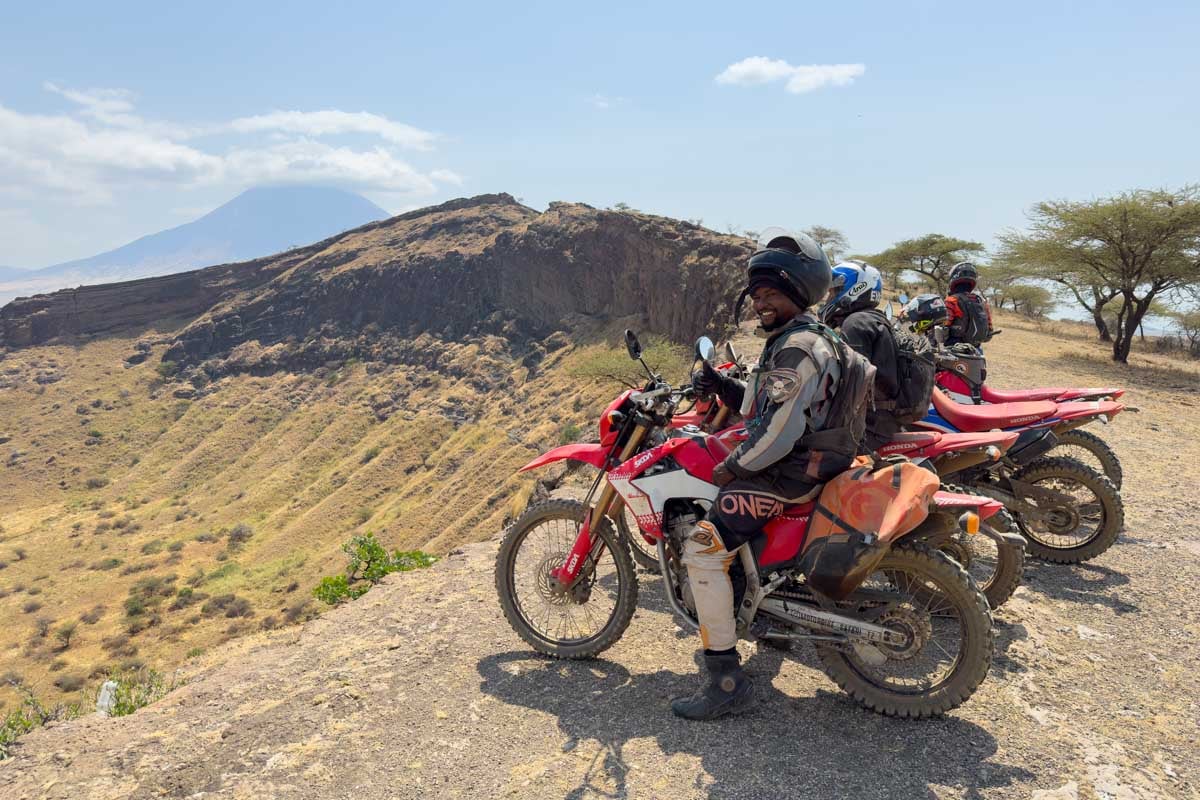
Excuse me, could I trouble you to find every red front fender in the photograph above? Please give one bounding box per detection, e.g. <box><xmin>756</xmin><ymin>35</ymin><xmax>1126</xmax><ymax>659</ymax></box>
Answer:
<box><xmin>518</xmin><ymin>443</ymin><xmax>608</xmax><ymax>473</ymax></box>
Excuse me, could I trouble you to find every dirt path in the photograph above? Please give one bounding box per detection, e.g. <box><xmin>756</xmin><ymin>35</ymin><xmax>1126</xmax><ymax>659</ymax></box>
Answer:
<box><xmin>1</xmin><ymin>319</ymin><xmax>1197</xmax><ymax>799</ymax></box>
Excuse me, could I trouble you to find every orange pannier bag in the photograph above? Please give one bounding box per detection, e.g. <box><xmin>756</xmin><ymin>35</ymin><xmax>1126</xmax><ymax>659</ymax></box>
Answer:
<box><xmin>797</xmin><ymin>456</ymin><xmax>941</xmax><ymax>599</ymax></box>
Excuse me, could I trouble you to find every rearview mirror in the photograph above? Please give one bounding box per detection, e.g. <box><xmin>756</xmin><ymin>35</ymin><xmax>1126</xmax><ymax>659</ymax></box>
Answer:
<box><xmin>624</xmin><ymin>329</ymin><xmax>643</xmax><ymax>361</ymax></box>
<box><xmin>725</xmin><ymin>341</ymin><xmax>739</xmax><ymax>364</ymax></box>
<box><xmin>884</xmin><ymin>301</ymin><xmax>895</xmax><ymax>322</ymax></box>
<box><xmin>695</xmin><ymin>336</ymin><xmax>716</xmax><ymax>363</ymax></box>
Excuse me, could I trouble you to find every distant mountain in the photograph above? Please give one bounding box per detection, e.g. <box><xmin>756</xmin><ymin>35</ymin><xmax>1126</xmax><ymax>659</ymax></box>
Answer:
<box><xmin>0</xmin><ymin>186</ymin><xmax>389</xmax><ymax>303</ymax></box>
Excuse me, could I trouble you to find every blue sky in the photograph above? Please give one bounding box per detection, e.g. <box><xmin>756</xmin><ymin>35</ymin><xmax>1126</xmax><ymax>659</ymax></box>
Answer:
<box><xmin>1</xmin><ymin>0</ymin><xmax>1197</xmax><ymax>267</ymax></box>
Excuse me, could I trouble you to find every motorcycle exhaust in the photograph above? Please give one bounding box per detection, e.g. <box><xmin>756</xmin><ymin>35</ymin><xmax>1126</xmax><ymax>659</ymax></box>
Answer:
<box><xmin>758</xmin><ymin>597</ymin><xmax>907</xmax><ymax>647</ymax></box>
<box><xmin>657</xmin><ymin>539</ymin><xmax>699</xmax><ymax>632</ymax></box>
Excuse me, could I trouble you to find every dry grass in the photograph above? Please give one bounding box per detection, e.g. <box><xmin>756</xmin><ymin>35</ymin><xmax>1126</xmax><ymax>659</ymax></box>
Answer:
<box><xmin>0</xmin><ymin>323</ymin><xmax>624</xmax><ymax>709</ymax></box>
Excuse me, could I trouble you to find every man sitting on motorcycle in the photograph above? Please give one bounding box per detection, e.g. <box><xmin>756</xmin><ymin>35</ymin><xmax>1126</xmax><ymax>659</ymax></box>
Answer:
<box><xmin>944</xmin><ymin>261</ymin><xmax>994</xmax><ymax>347</ymax></box>
<box><xmin>674</xmin><ymin>228</ymin><xmax>872</xmax><ymax>721</ymax></box>
<box><xmin>821</xmin><ymin>261</ymin><xmax>901</xmax><ymax>450</ymax></box>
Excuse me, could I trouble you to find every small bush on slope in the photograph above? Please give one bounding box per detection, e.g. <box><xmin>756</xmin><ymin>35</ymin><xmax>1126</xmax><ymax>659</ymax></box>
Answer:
<box><xmin>313</xmin><ymin>533</ymin><xmax>436</xmax><ymax>605</ymax></box>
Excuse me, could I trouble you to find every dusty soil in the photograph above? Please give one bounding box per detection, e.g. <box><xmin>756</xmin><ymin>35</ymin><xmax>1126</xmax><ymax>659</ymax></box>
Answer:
<box><xmin>1</xmin><ymin>315</ymin><xmax>1198</xmax><ymax>799</ymax></box>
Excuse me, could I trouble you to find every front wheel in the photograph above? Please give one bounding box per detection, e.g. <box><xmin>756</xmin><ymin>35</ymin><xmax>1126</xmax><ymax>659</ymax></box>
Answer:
<box><xmin>815</xmin><ymin>544</ymin><xmax>994</xmax><ymax>718</ymax></box>
<box><xmin>1013</xmin><ymin>456</ymin><xmax>1123</xmax><ymax>564</ymax></box>
<box><xmin>495</xmin><ymin>499</ymin><xmax>638</xmax><ymax>659</ymax></box>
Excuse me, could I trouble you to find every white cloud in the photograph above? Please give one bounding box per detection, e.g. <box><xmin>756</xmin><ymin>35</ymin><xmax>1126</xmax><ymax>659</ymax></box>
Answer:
<box><xmin>0</xmin><ymin>84</ymin><xmax>458</xmax><ymax>205</ymax></box>
<box><xmin>230</xmin><ymin>110</ymin><xmax>436</xmax><ymax>150</ymax></box>
<box><xmin>589</xmin><ymin>94</ymin><xmax>627</xmax><ymax>110</ymax></box>
<box><xmin>715</xmin><ymin>57</ymin><xmax>865</xmax><ymax>94</ymax></box>
<box><xmin>220</xmin><ymin>139</ymin><xmax>440</xmax><ymax>193</ymax></box>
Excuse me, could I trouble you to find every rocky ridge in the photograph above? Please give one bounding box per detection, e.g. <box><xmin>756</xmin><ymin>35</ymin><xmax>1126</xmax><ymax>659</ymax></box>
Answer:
<box><xmin>1</xmin><ymin>194</ymin><xmax>752</xmax><ymax>370</ymax></box>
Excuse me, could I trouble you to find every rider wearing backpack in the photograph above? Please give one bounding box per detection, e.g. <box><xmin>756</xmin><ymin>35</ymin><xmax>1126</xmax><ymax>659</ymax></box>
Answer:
<box><xmin>820</xmin><ymin>261</ymin><xmax>899</xmax><ymax>449</ymax></box>
<box><xmin>944</xmin><ymin>262</ymin><xmax>994</xmax><ymax>347</ymax></box>
<box><xmin>823</xmin><ymin>263</ymin><xmax>941</xmax><ymax>449</ymax></box>
<box><xmin>678</xmin><ymin>228</ymin><xmax>873</xmax><ymax>721</ymax></box>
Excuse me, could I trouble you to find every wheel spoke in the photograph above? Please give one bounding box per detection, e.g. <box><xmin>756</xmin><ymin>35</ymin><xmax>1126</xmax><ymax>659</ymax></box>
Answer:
<box><xmin>509</xmin><ymin>512</ymin><xmax>623</xmax><ymax>646</ymax></box>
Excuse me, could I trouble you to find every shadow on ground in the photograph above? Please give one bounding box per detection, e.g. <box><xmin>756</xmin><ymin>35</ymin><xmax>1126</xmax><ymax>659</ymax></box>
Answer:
<box><xmin>1021</xmin><ymin>560</ymin><xmax>1137</xmax><ymax>614</ymax></box>
<box><xmin>479</xmin><ymin>648</ymin><xmax>1033</xmax><ymax>800</ymax></box>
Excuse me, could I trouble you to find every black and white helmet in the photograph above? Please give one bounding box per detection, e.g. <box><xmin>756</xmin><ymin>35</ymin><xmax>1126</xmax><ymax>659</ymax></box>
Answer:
<box><xmin>948</xmin><ymin>261</ymin><xmax>979</xmax><ymax>293</ymax></box>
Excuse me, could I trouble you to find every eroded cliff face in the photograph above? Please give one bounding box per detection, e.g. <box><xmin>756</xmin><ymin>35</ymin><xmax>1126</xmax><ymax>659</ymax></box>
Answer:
<box><xmin>0</xmin><ymin>194</ymin><xmax>751</xmax><ymax>372</ymax></box>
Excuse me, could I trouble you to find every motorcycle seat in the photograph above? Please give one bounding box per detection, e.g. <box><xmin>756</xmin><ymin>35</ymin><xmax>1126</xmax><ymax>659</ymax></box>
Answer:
<box><xmin>931</xmin><ymin>389</ymin><xmax>1058</xmax><ymax>431</ymax></box>
<box><xmin>980</xmin><ymin>385</ymin><xmax>1067</xmax><ymax>403</ymax></box>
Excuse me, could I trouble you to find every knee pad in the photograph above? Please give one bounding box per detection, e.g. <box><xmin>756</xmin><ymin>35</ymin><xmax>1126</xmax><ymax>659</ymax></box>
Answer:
<box><xmin>682</xmin><ymin>520</ymin><xmax>735</xmax><ymax>571</ymax></box>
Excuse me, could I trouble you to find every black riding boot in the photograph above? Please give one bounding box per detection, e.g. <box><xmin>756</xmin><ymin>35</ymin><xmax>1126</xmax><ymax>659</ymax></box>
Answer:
<box><xmin>671</xmin><ymin>649</ymin><xmax>755</xmax><ymax>721</ymax></box>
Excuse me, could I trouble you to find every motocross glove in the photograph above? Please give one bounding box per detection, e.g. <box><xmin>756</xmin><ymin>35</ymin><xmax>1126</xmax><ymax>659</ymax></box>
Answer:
<box><xmin>692</xmin><ymin>361</ymin><xmax>725</xmax><ymax>396</ymax></box>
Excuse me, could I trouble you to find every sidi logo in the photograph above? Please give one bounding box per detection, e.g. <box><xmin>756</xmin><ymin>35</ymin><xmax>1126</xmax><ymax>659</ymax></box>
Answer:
<box><xmin>632</xmin><ymin>452</ymin><xmax>654</xmax><ymax>470</ymax></box>
<box><xmin>566</xmin><ymin>553</ymin><xmax>580</xmax><ymax>573</ymax></box>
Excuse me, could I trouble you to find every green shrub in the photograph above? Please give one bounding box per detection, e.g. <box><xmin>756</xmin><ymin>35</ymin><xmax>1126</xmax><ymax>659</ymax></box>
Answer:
<box><xmin>155</xmin><ymin>361</ymin><xmax>179</xmax><ymax>379</ymax></box>
<box><xmin>200</xmin><ymin>594</ymin><xmax>252</xmax><ymax>618</ymax></box>
<box><xmin>102</xmin><ymin>667</ymin><xmax>179</xmax><ymax>717</ymax></box>
<box><xmin>53</xmin><ymin>674</ymin><xmax>85</xmax><ymax>692</ymax></box>
<box><xmin>313</xmin><ymin>533</ymin><xmax>437</xmax><ymax>605</ymax></box>
<box><xmin>140</xmin><ymin>540</ymin><xmax>164</xmax><ymax>555</ymax></box>
<box><xmin>86</xmin><ymin>477</ymin><xmax>109</xmax><ymax>490</ymax></box>
<box><xmin>227</xmin><ymin>523</ymin><xmax>252</xmax><ymax>547</ymax></box>
<box><xmin>91</xmin><ymin>558</ymin><xmax>122</xmax><ymax>570</ymax></box>
<box><xmin>0</xmin><ymin>682</ymin><xmax>83</xmax><ymax>759</ymax></box>
<box><xmin>55</xmin><ymin>622</ymin><xmax>78</xmax><ymax>650</ymax></box>
<box><xmin>360</xmin><ymin>446</ymin><xmax>381</xmax><ymax>464</ymax></box>
<box><xmin>557</xmin><ymin>422</ymin><xmax>582</xmax><ymax>445</ymax></box>
<box><xmin>566</xmin><ymin>337</ymin><xmax>691</xmax><ymax>387</ymax></box>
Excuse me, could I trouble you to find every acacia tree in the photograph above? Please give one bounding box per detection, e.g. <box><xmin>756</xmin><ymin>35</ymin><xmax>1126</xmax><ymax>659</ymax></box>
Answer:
<box><xmin>803</xmin><ymin>226</ymin><xmax>849</xmax><ymax>263</ymax></box>
<box><xmin>998</xmin><ymin>186</ymin><xmax>1200</xmax><ymax>363</ymax></box>
<box><xmin>870</xmin><ymin>234</ymin><xmax>986</xmax><ymax>294</ymax></box>
<box><xmin>1005</xmin><ymin>284</ymin><xmax>1055</xmax><ymax>318</ymax></box>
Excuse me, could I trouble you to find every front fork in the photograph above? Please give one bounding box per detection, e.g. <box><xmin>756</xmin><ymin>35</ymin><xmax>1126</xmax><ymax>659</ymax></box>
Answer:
<box><xmin>550</xmin><ymin>424</ymin><xmax>650</xmax><ymax>592</ymax></box>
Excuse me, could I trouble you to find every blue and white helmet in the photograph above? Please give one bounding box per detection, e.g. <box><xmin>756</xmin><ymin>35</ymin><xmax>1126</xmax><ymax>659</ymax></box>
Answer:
<box><xmin>821</xmin><ymin>260</ymin><xmax>883</xmax><ymax>323</ymax></box>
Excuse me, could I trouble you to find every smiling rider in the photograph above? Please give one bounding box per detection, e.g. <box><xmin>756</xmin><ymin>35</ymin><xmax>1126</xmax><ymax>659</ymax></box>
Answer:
<box><xmin>673</xmin><ymin>228</ymin><xmax>872</xmax><ymax>721</ymax></box>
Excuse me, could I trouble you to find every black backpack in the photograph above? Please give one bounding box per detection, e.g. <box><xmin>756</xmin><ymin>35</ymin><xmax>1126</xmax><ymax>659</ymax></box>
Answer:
<box><xmin>949</xmin><ymin>292</ymin><xmax>993</xmax><ymax>346</ymax></box>
<box><xmin>883</xmin><ymin>329</ymin><xmax>937</xmax><ymax>424</ymax></box>
<box><xmin>788</xmin><ymin>323</ymin><xmax>874</xmax><ymax>460</ymax></box>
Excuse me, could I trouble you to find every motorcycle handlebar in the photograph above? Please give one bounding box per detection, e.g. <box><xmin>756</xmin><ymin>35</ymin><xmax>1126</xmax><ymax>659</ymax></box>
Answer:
<box><xmin>629</xmin><ymin>383</ymin><xmax>694</xmax><ymax>411</ymax></box>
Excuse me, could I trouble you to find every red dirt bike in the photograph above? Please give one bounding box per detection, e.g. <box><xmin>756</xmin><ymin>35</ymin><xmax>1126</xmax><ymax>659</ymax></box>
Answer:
<box><xmin>924</xmin><ymin>323</ymin><xmax>1126</xmax><ymax>489</ymax></box>
<box><xmin>497</xmin><ymin>331</ymin><xmax>999</xmax><ymax>718</ymax></box>
<box><xmin>612</xmin><ymin>346</ymin><xmax>1027</xmax><ymax>608</ymax></box>
<box><xmin>914</xmin><ymin>387</ymin><xmax>1127</xmax><ymax>563</ymax></box>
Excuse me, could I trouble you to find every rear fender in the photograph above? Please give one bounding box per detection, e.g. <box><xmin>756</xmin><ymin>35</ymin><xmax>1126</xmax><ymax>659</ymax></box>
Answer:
<box><xmin>933</xmin><ymin>490</ymin><xmax>1004</xmax><ymax>520</ymax></box>
<box><xmin>1053</xmin><ymin>400</ymin><xmax>1125</xmax><ymax>423</ymax></box>
<box><xmin>1057</xmin><ymin>387</ymin><xmax>1125</xmax><ymax>402</ymax></box>
<box><xmin>518</xmin><ymin>443</ymin><xmax>608</xmax><ymax>473</ymax></box>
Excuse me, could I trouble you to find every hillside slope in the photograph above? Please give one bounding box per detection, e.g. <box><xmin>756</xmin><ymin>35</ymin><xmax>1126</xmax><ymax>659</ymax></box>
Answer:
<box><xmin>0</xmin><ymin>194</ymin><xmax>745</xmax><ymax>713</ymax></box>
<box><xmin>0</xmin><ymin>320</ymin><xmax>1197</xmax><ymax>799</ymax></box>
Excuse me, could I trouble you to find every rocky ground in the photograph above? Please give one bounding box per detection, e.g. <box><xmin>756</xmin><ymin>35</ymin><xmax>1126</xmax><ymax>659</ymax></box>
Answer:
<box><xmin>1</xmin><ymin>318</ymin><xmax>1197</xmax><ymax>799</ymax></box>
